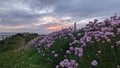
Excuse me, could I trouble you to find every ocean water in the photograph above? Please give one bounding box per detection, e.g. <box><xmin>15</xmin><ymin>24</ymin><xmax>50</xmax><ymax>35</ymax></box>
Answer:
<box><xmin>0</xmin><ymin>32</ymin><xmax>17</xmax><ymax>41</ymax></box>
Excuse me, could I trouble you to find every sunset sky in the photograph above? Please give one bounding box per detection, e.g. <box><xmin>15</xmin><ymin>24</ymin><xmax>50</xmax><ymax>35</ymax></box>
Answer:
<box><xmin>0</xmin><ymin>0</ymin><xmax>120</xmax><ymax>34</ymax></box>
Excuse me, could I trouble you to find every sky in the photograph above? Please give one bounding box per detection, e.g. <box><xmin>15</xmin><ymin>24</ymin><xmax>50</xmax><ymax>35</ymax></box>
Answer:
<box><xmin>0</xmin><ymin>0</ymin><xmax>120</xmax><ymax>34</ymax></box>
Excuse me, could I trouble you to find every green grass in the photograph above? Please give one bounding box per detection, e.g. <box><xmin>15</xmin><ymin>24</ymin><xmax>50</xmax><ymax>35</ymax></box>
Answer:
<box><xmin>0</xmin><ymin>32</ymin><xmax>120</xmax><ymax>68</ymax></box>
<box><xmin>0</xmin><ymin>33</ymin><xmax>46</xmax><ymax>68</ymax></box>
<box><xmin>36</xmin><ymin>32</ymin><xmax>120</xmax><ymax>68</ymax></box>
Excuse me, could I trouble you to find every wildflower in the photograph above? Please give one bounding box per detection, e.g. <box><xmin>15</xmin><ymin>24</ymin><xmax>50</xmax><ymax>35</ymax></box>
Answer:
<box><xmin>58</xmin><ymin>59</ymin><xmax>79</xmax><ymax>68</ymax></box>
<box><xmin>47</xmin><ymin>57</ymin><xmax>50</xmax><ymax>61</ymax></box>
<box><xmin>52</xmin><ymin>51</ymin><xmax>55</xmax><ymax>54</ymax></box>
<box><xmin>66</xmin><ymin>50</ymin><xmax>71</xmax><ymax>54</ymax></box>
<box><xmin>96</xmin><ymin>54</ymin><xmax>98</xmax><ymax>56</ymax></box>
<box><xmin>36</xmin><ymin>48</ymin><xmax>40</xmax><ymax>51</ymax></box>
<box><xmin>59</xmin><ymin>61</ymin><xmax>64</xmax><ymax>67</ymax></box>
<box><xmin>75</xmin><ymin>47</ymin><xmax>83</xmax><ymax>57</ymax></box>
<box><xmin>86</xmin><ymin>36</ymin><xmax>92</xmax><ymax>42</ymax></box>
<box><xmin>117</xmin><ymin>28</ymin><xmax>120</xmax><ymax>33</ymax></box>
<box><xmin>70</xmin><ymin>60</ymin><xmax>76</xmax><ymax>65</ymax></box>
<box><xmin>54</xmin><ymin>54</ymin><xmax>59</xmax><ymax>57</ymax></box>
<box><xmin>117</xmin><ymin>65</ymin><xmax>120</xmax><ymax>68</ymax></box>
<box><xmin>56</xmin><ymin>65</ymin><xmax>59</xmax><ymax>68</ymax></box>
<box><xmin>77</xmin><ymin>33</ymin><xmax>81</xmax><ymax>36</ymax></box>
<box><xmin>74</xmin><ymin>63</ymin><xmax>79</xmax><ymax>67</ymax></box>
<box><xmin>69</xmin><ymin>43</ymin><xmax>72</xmax><ymax>46</ymax></box>
<box><xmin>69</xmin><ymin>47</ymin><xmax>74</xmax><ymax>51</ymax></box>
<box><xmin>60</xmin><ymin>49</ymin><xmax>63</xmax><ymax>51</ymax></box>
<box><xmin>111</xmin><ymin>45</ymin><xmax>114</xmax><ymax>48</ymax></box>
<box><xmin>102</xmin><ymin>41</ymin><xmax>105</xmax><ymax>43</ymax></box>
<box><xmin>91</xmin><ymin>60</ymin><xmax>98</xmax><ymax>66</ymax></box>
<box><xmin>97</xmin><ymin>50</ymin><xmax>101</xmax><ymax>54</ymax></box>
<box><xmin>116</xmin><ymin>41</ymin><xmax>120</xmax><ymax>45</ymax></box>
<box><xmin>78</xmin><ymin>53</ymin><xmax>83</xmax><ymax>57</ymax></box>
<box><xmin>65</xmin><ymin>37</ymin><xmax>67</xmax><ymax>39</ymax></box>
<box><xmin>107</xmin><ymin>39</ymin><xmax>111</xmax><ymax>42</ymax></box>
<box><xmin>42</xmin><ymin>53</ymin><xmax>45</xmax><ymax>56</ymax></box>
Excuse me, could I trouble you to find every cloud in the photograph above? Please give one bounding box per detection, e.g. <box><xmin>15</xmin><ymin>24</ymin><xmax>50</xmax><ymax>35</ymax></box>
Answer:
<box><xmin>33</xmin><ymin>15</ymin><xmax>73</xmax><ymax>27</ymax></box>
<box><xmin>0</xmin><ymin>24</ymin><xmax>31</xmax><ymax>29</ymax></box>
<box><xmin>0</xmin><ymin>19</ymin><xmax>2</xmax><ymax>22</ymax></box>
<box><xmin>46</xmin><ymin>23</ymin><xmax>73</xmax><ymax>30</ymax></box>
<box><xmin>0</xmin><ymin>0</ymin><xmax>120</xmax><ymax>33</ymax></box>
<box><xmin>54</xmin><ymin>0</ymin><xmax>120</xmax><ymax>17</ymax></box>
<box><xmin>47</xmin><ymin>25</ymin><xmax>64</xmax><ymax>30</ymax></box>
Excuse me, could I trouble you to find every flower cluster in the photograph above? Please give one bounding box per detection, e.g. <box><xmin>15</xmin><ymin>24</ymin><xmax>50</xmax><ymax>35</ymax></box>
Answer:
<box><xmin>26</xmin><ymin>35</ymin><xmax>45</xmax><ymax>47</ymax></box>
<box><xmin>74</xmin><ymin>47</ymin><xmax>83</xmax><ymax>57</ymax></box>
<box><xmin>56</xmin><ymin>59</ymin><xmax>79</xmax><ymax>68</ymax></box>
<box><xmin>33</xmin><ymin>15</ymin><xmax>120</xmax><ymax>68</ymax></box>
<box><xmin>36</xmin><ymin>27</ymin><xmax>73</xmax><ymax>48</ymax></box>
<box><xmin>70</xmin><ymin>15</ymin><xmax>120</xmax><ymax>47</ymax></box>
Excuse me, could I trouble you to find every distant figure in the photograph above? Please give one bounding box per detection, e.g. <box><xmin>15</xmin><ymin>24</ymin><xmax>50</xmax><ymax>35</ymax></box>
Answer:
<box><xmin>74</xmin><ymin>22</ymin><xmax>76</xmax><ymax>32</ymax></box>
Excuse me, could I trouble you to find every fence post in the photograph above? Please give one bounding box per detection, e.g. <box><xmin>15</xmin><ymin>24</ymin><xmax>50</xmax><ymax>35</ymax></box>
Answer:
<box><xmin>74</xmin><ymin>22</ymin><xmax>76</xmax><ymax>32</ymax></box>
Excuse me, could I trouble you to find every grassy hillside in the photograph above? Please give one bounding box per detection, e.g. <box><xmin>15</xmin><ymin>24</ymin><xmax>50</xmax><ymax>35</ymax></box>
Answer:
<box><xmin>0</xmin><ymin>15</ymin><xmax>120</xmax><ymax>68</ymax></box>
<box><xmin>33</xmin><ymin>15</ymin><xmax>120</xmax><ymax>68</ymax></box>
<box><xmin>0</xmin><ymin>33</ymin><xmax>40</xmax><ymax>68</ymax></box>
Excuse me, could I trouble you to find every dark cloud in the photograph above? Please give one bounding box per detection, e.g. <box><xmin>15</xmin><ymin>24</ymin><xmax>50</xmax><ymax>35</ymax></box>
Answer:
<box><xmin>54</xmin><ymin>0</ymin><xmax>120</xmax><ymax>17</ymax></box>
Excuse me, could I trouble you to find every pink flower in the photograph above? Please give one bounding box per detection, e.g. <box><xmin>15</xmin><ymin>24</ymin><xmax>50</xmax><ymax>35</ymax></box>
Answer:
<box><xmin>69</xmin><ymin>47</ymin><xmax>74</xmax><ymax>51</ymax></box>
<box><xmin>75</xmin><ymin>47</ymin><xmax>83</xmax><ymax>57</ymax></box>
<box><xmin>86</xmin><ymin>36</ymin><xmax>92</xmax><ymax>42</ymax></box>
<box><xmin>91</xmin><ymin>60</ymin><xmax>98</xmax><ymax>66</ymax></box>
<box><xmin>78</xmin><ymin>53</ymin><xmax>83</xmax><ymax>57</ymax></box>
<box><xmin>74</xmin><ymin>63</ymin><xmax>79</xmax><ymax>67</ymax></box>
<box><xmin>66</xmin><ymin>50</ymin><xmax>71</xmax><ymax>54</ymax></box>
<box><xmin>54</xmin><ymin>54</ymin><xmax>58</xmax><ymax>58</ymax></box>
<box><xmin>70</xmin><ymin>60</ymin><xmax>76</xmax><ymax>65</ymax></box>
<box><xmin>117</xmin><ymin>28</ymin><xmax>120</xmax><ymax>33</ymax></box>
<box><xmin>59</xmin><ymin>61</ymin><xmax>64</xmax><ymax>67</ymax></box>
<box><xmin>58</xmin><ymin>59</ymin><xmax>79</xmax><ymax>67</ymax></box>
<box><xmin>77</xmin><ymin>33</ymin><xmax>81</xmax><ymax>36</ymax></box>
<box><xmin>107</xmin><ymin>39</ymin><xmax>111</xmax><ymax>42</ymax></box>
<box><xmin>69</xmin><ymin>43</ymin><xmax>72</xmax><ymax>46</ymax></box>
<box><xmin>56</xmin><ymin>65</ymin><xmax>59</xmax><ymax>68</ymax></box>
<box><xmin>74</xmin><ymin>51</ymin><xmax>78</xmax><ymax>55</ymax></box>
<box><xmin>116</xmin><ymin>41</ymin><xmax>120</xmax><ymax>45</ymax></box>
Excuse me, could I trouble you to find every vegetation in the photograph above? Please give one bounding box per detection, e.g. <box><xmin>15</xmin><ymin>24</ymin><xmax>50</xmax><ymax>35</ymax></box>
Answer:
<box><xmin>0</xmin><ymin>15</ymin><xmax>120</xmax><ymax>68</ymax></box>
